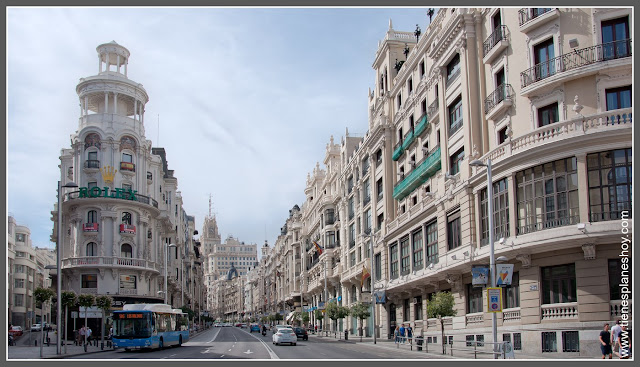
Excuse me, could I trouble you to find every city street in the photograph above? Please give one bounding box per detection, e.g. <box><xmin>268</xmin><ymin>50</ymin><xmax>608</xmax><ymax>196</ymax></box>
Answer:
<box><xmin>64</xmin><ymin>327</ymin><xmax>437</xmax><ymax>359</ymax></box>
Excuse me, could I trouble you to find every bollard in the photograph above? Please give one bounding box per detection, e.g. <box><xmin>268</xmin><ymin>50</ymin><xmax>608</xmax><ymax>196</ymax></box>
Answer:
<box><xmin>101</xmin><ymin>342</ymin><xmax>104</xmax><ymax>350</ymax></box>
<box><xmin>84</xmin><ymin>343</ymin><xmax>88</xmax><ymax>352</ymax></box>
<box><xmin>344</xmin><ymin>330</ymin><xmax>348</xmax><ymax>340</ymax></box>
<box><xmin>35</xmin><ymin>340</ymin><xmax>37</xmax><ymax>346</ymax></box>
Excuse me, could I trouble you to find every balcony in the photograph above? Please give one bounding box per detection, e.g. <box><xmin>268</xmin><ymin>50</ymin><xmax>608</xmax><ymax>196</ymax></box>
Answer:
<box><xmin>503</xmin><ymin>308</ymin><xmax>521</xmax><ymax>323</ymax></box>
<box><xmin>517</xmin><ymin>215</ymin><xmax>579</xmax><ymax>235</ymax></box>
<box><xmin>518</xmin><ymin>8</ymin><xmax>559</xmax><ymax>33</ymax></box>
<box><xmin>83</xmin><ymin>160</ymin><xmax>100</xmax><ymax>171</ymax></box>
<box><xmin>120</xmin><ymin>161</ymin><xmax>136</xmax><ymax>172</ymax></box>
<box><xmin>465</xmin><ymin>313</ymin><xmax>484</xmax><ymax>327</ymax></box>
<box><xmin>483</xmin><ymin>25</ymin><xmax>509</xmax><ymax>64</ymax></box>
<box><xmin>610</xmin><ymin>300</ymin><xmax>632</xmax><ymax>318</ymax></box>
<box><xmin>83</xmin><ymin>223</ymin><xmax>99</xmax><ymax>232</ymax></box>
<box><xmin>541</xmin><ymin>302</ymin><xmax>578</xmax><ymax>320</ymax></box>
<box><xmin>520</xmin><ymin>39</ymin><xmax>632</xmax><ymax>93</ymax></box>
<box><xmin>484</xmin><ymin>83</ymin><xmax>514</xmax><ymax>120</ymax></box>
<box><xmin>119</xmin><ymin>224</ymin><xmax>136</xmax><ymax>235</ymax></box>
<box><xmin>63</xmin><ymin>256</ymin><xmax>161</xmax><ymax>272</ymax></box>
<box><xmin>392</xmin><ymin>114</ymin><xmax>429</xmax><ymax>161</ymax></box>
<box><xmin>393</xmin><ymin>147</ymin><xmax>441</xmax><ymax>201</ymax></box>
<box><xmin>66</xmin><ymin>189</ymin><xmax>158</xmax><ymax>209</ymax></box>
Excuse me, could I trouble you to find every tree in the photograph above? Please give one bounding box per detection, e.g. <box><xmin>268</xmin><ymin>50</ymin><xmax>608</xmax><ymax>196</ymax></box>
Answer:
<box><xmin>95</xmin><ymin>295</ymin><xmax>112</xmax><ymax>349</ymax></box>
<box><xmin>77</xmin><ymin>293</ymin><xmax>95</xmax><ymax>347</ymax></box>
<box><xmin>426</xmin><ymin>291</ymin><xmax>457</xmax><ymax>354</ymax></box>
<box><xmin>326</xmin><ymin>302</ymin><xmax>350</xmax><ymax>338</ymax></box>
<box><xmin>61</xmin><ymin>290</ymin><xmax>77</xmax><ymax>354</ymax></box>
<box><xmin>291</xmin><ymin>311</ymin><xmax>301</xmax><ymax>326</ymax></box>
<box><xmin>301</xmin><ymin>312</ymin><xmax>310</xmax><ymax>326</ymax></box>
<box><xmin>349</xmin><ymin>302</ymin><xmax>370</xmax><ymax>342</ymax></box>
<box><xmin>34</xmin><ymin>287</ymin><xmax>55</xmax><ymax>358</ymax></box>
<box><xmin>314</xmin><ymin>309</ymin><xmax>324</xmax><ymax>331</ymax></box>
<box><xmin>180</xmin><ymin>306</ymin><xmax>196</xmax><ymax>320</ymax></box>
<box><xmin>274</xmin><ymin>312</ymin><xmax>283</xmax><ymax>322</ymax></box>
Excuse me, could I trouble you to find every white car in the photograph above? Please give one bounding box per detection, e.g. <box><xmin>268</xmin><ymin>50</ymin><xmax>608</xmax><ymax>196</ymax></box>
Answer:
<box><xmin>272</xmin><ymin>327</ymin><xmax>297</xmax><ymax>346</ymax></box>
<box><xmin>31</xmin><ymin>324</ymin><xmax>42</xmax><ymax>332</ymax></box>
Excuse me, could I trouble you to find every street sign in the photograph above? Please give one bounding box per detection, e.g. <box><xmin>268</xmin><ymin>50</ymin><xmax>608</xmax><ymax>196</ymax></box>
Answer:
<box><xmin>487</xmin><ymin>287</ymin><xmax>502</xmax><ymax>313</ymax></box>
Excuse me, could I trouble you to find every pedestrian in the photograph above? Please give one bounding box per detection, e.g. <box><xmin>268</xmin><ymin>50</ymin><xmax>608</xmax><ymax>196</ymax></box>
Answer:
<box><xmin>87</xmin><ymin>327</ymin><xmax>92</xmax><ymax>345</ymax></box>
<box><xmin>611</xmin><ymin>320</ymin><xmax>622</xmax><ymax>357</ymax></box>
<box><xmin>79</xmin><ymin>326</ymin><xmax>86</xmax><ymax>345</ymax></box>
<box><xmin>617</xmin><ymin>325</ymin><xmax>630</xmax><ymax>359</ymax></box>
<box><xmin>315</xmin><ymin>325</ymin><xmax>318</xmax><ymax>334</ymax></box>
<box><xmin>600</xmin><ymin>323</ymin><xmax>613</xmax><ymax>359</ymax></box>
<box><xmin>394</xmin><ymin>325</ymin><xmax>400</xmax><ymax>344</ymax></box>
<box><xmin>407</xmin><ymin>324</ymin><xmax>413</xmax><ymax>345</ymax></box>
<box><xmin>399</xmin><ymin>323</ymin><xmax>406</xmax><ymax>344</ymax></box>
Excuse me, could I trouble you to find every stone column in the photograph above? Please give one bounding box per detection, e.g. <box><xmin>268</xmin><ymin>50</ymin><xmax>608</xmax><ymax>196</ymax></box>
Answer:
<box><xmin>575</xmin><ymin>153</ymin><xmax>589</xmax><ymax>223</ymax></box>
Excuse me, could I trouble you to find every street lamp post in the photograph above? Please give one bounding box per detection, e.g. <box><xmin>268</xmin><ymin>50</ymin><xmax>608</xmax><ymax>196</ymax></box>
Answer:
<box><xmin>363</xmin><ymin>230</ymin><xmax>377</xmax><ymax>344</ymax></box>
<box><xmin>324</xmin><ymin>258</ymin><xmax>328</xmax><ymax>336</ymax></box>
<box><xmin>470</xmin><ymin>158</ymin><xmax>497</xmax><ymax>358</ymax></box>
<box><xmin>56</xmin><ymin>180</ymin><xmax>77</xmax><ymax>355</ymax></box>
<box><xmin>166</xmin><ymin>243</ymin><xmax>177</xmax><ymax>304</ymax></box>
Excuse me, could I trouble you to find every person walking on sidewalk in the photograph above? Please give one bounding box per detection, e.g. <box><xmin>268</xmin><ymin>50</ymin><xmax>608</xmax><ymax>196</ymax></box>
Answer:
<box><xmin>407</xmin><ymin>324</ymin><xmax>413</xmax><ymax>345</ymax></box>
<box><xmin>394</xmin><ymin>326</ymin><xmax>400</xmax><ymax>344</ymax></box>
<box><xmin>86</xmin><ymin>327</ymin><xmax>92</xmax><ymax>345</ymax></box>
<box><xmin>399</xmin><ymin>324</ymin><xmax>406</xmax><ymax>344</ymax></box>
<box><xmin>611</xmin><ymin>320</ymin><xmax>622</xmax><ymax>357</ymax></box>
<box><xmin>600</xmin><ymin>323</ymin><xmax>613</xmax><ymax>359</ymax></box>
<box><xmin>79</xmin><ymin>326</ymin><xmax>86</xmax><ymax>345</ymax></box>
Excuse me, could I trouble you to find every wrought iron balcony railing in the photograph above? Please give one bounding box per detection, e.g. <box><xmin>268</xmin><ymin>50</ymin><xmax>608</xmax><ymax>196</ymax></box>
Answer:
<box><xmin>484</xmin><ymin>83</ymin><xmax>514</xmax><ymax>115</ymax></box>
<box><xmin>518</xmin><ymin>8</ymin><xmax>553</xmax><ymax>26</ymax></box>
<box><xmin>483</xmin><ymin>25</ymin><xmax>508</xmax><ymax>58</ymax></box>
<box><xmin>520</xmin><ymin>39</ymin><xmax>632</xmax><ymax>88</ymax></box>
<box><xmin>84</xmin><ymin>160</ymin><xmax>100</xmax><ymax>169</ymax></box>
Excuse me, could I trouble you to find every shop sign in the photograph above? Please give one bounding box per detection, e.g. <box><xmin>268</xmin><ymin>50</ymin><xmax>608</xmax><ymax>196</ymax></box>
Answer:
<box><xmin>78</xmin><ymin>186</ymin><xmax>138</xmax><ymax>201</ymax></box>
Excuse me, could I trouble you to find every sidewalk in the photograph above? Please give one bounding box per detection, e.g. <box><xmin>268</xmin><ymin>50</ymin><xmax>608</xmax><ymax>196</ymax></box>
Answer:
<box><xmin>8</xmin><ymin>328</ymin><xmax>210</xmax><ymax>359</ymax></box>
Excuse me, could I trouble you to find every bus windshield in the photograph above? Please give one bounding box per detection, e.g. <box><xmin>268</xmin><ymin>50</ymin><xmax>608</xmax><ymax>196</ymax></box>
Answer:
<box><xmin>113</xmin><ymin>312</ymin><xmax>152</xmax><ymax>338</ymax></box>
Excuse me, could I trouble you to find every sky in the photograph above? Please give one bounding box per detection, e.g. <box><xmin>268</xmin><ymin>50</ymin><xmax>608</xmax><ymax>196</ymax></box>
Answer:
<box><xmin>7</xmin><ymin>7</ymin><xmax>431</xmax><ymax>254</ymax></box>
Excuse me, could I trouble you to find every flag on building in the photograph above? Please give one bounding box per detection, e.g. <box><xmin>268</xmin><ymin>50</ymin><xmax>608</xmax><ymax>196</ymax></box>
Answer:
<box><xmin>361</xmin><ymin>265</ymin><xmax>371</xmax><ymax>287</ymax></box>
<box><xmin>313</xmin><ymin>241</ymin><xmax>323</xmax><ymax>255</ymax></box>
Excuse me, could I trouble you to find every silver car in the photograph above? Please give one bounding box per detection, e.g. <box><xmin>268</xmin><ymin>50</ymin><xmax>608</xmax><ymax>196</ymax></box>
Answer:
<box><xmin>272</xmin><ymin>328</ymin><xmax>297</xmax><ymax>346</ymax></box>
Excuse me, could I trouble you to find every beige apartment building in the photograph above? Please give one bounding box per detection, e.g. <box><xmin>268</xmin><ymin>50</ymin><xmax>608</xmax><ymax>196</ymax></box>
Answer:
<box><xmin>243</xmin><ymin>7</ymin><xmax>632</xmax><ymax>358</ymax></box>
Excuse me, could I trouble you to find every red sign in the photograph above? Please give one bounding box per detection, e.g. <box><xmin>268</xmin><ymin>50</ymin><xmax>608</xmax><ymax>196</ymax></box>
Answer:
<box><xmin>83</xmin><ymin>223</ymin><xmax>99</xmax><ymax>232</ymax></box>
<box><xmin>120</xmin><ymin>224</ymin><xmax>136</xmax><ymax>234</ymax></box>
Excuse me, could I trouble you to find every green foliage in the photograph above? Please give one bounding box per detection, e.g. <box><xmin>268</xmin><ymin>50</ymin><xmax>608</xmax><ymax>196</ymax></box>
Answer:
<box><xmin>274</xmin><ymin>312</ymin><xmax>283</xmax><ymax>321</ymax></box>
<box><xmin>61</xmin><ymin>290</ymin><xmax>77</xmax><ymax>308</ymax></box>
<box><xmin>95</xmin><ymin>295</ymin><xmax>113</xmax><ymax>312</ymax></box>
<box><xmin>426</xmin><ymin>291</ymin><xmax>457</xmax><ymax>319</ymax></box>
<box><xmin>77</xmin><ymin>293</ymin><xmax>96</xmax><ymax>309</ymax></box>
<box><xmin>326</xmin><ymin>302</ymin><xmax>349</xmax><ymax>321</ymax></box>
<box><xmin>314</xmin><ymin>309</ymin><xmax>324</xmax><ymax>321</ymax></box>
<box><xmin>180</xmin><ymin>306</ymin><xmax>196</xmax><ymax>320</ymax></box>
<box><xmin>34</xmin><ymin>287</ymin><xmax>56</xmax><ymax>306</ymax></box>
<box><xmin>301</xmin><ymin>312</ymin><xmax>310</xmax><ymax>324</ymax></box>
<box><xmin>349</xmin><ymin>302</ymin><xmax>370</xmax><ymax>321</ymax></box>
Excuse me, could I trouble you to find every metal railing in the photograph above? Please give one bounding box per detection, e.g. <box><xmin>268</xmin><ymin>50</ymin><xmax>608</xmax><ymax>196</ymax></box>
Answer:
<box><xmin>84</xmin><ymin>160</ymin><xmax>100</xmax><ymax>169</ymax></box>
<box><xmin>483</xmin><ymin>25</ymin><xmax>508</xmax><ymax>57</ymax></box>
<box><xmin>446</xmin><ymin>68</ymin><xmax>461</xmax><ymax>88</ymax></box>
<box><xmin>428</xmin><ymin>99</ymin><xmax>439</xmax><ymax>121</ymax></box>
<box><xmin>518</xmin><ymin>8</ymin><xmax>553</xmax><ymax>26</ymax></box>
<box><xmin>484</xmin><ymin>84</ymin><xmax>513</xmax><ymax>115</ymax></box>
<box><xmin>521</xmin><ymin>39</ymin><xmax>632</xmax><ymax>88</ymax></box>
<box><xmin>517</xmin><ymin>215</ymin><xmax>579</xmax><ymax>235</ymax></box>
<box><xmin>590</xmin><ymin>209</ymin><xmax>632</xmax><ymax>223</ymax></box>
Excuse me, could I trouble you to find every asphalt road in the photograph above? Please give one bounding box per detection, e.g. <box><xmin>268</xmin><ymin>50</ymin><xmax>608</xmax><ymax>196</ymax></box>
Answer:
<box><xmin>67</xmin><ymin>327</ymin><xmax>435</xmax><ymax>359</ymax></box>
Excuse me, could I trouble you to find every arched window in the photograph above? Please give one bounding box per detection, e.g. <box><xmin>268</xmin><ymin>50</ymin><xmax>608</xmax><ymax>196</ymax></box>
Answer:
<box><xmin>122</xmin><ymin>212</ymin><xmax>132</xmax><ymax>225</ymax></box>
<box><xmin>121</xmin><ymin>244</ymin><xmax>132</xmax><ymax>258</ymax></box>
<box><xmin>351</xmin><ymin>285</ymin><xmax>358</xmax><ymax>303</ymax></box>
<box><xmin>86</xmin><ymin>242</ymin><xmax>97</xmax><ymax>256</ymax></box>
<box><xmin>87</xmin><ymin>210</ymin><xmax>97</xmax><ymax>224</ymax></box>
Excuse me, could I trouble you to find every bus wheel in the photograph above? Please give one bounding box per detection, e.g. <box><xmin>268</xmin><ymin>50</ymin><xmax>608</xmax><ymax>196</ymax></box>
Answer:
<box><xmin>178</xmin><ymin>336</ymin><xmax>182</xmax><ymax>346</ymax></box>
<box><xmin>159</xmin><ymin>338</ymin><xmax>163</xmax><ymax>349</ymax></box>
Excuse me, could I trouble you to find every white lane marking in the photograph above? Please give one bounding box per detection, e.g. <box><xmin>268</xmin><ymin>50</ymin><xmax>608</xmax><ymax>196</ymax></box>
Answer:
<box><xmin>228</xmin><ymin>349</ymin><xmax>232</xmax><ymax>351</ymax></box>
<box><xmin>244</xmin><ymin>349</ymin><xmax>253</xmax><ymax>354</ymax></box>
<box><xmin>220</xmin><ymin>355</ymin><xmax>225</xmax><ymax>358</ymax></box>
<box><xmin>243</xmin><ymin>329</ymin><xmax>279</xmax><ymax>359</ymax></box>
<box><xmin>170</xmin><ymin>354</ymin><xmax>177</xmax><ymax>357</ymax></box>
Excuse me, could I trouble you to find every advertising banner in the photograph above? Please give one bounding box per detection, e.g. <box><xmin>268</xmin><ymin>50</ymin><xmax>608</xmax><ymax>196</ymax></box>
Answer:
<box><xmin>374</xmin><ymin>291</ymin><xmax>386</xmax><ymax>304</ymax></box>
<box><xmin>471</xmin><ymin>266</ymin><xmax>489</xmax><ymax>287</ymax></box>
<box><xmin>496</xmin><ymin>264</ymin><xmax>515</xmax><ymax>286</ymax></box>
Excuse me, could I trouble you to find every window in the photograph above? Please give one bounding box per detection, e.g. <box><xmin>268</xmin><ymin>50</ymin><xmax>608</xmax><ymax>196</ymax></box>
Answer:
<box><xmin>447</xmin><ymin>210</ymin><xmax>461</xmax><ymax>250</ymax></box>
<box><xmin>419</xmin><ymin>60</ymin><xmax>425</xmax><ymax>78</ymax></box>
<box><xmin>16</xmin><ymin>233</ymin><xmax>25</xmax><ymax>242</ymax></box>
<box><xmin>14</xmin><ymin>264</ymin><xmax>25</xmax><ymax>273</ymax></box>
<box><xmin>87</xmin><ymin>210</ymin><xmax>97</xmax><ymax>224</ymax></box>
<box><xmin>122</xmin><ymin>153</ymin><xmax>133</xmax><ymax>163</ymax></box>
<box><xmin>352</xmin><ymin>285</ymin><xmax>358</xmax><ymax>302</ymax></box>
<box><xmin>467</xmin><ymin>283</ymin><xmax>483</xmax><ymax>313</ymax></box>
<box><xmin>588</xmin><ymin>149</ymin><xmax>632</xmax><ymax>222</ymax></box>
<box><xmin>375</xmin><ymin>253</ymin><xmax>382</xmax><ymax>280</ymax></box>
<box><xmin>412</xmin><ymin>229</ymin><xmax>423</xmax><ymax>270</ymax></box>
<box><xmin>87</xmin><ymin>242</ymin><xmax>98</xmax><ymax>257</ymax></box>
<box><xmin>350</xmin><ymin>251</ymin><xmax>356</xmax><ymax>267</ymax></box>
<box><xmin>606</xmin><ymin>86</ymin><xmax>632</xmax><ymax>111</ymax></box>
<box><xmin>122</xmin><ymin>212</ymin><xmax>132</xmax><ymax>225</ymax></box>
<box><xmin>498</xmin><ymin>126</ymin><xmax>508</xmax><ymax>144</ymax></box>
<box><xmin>466</xmin><ymin>335</ymin><xmax>475</xmax><ymax>347</ymax></box>
<box><xmin>349</xmin><ymin>224</ymin><xmax>355</xmax><ymax>248</ymax></box>
<box><xmin>121</xmin><ymin>244</ymin><xmax>133</xmax><ymax>258</ymax></box>
<box><xmin>541</xmin><ymin>264</ymin><xmax>576</xmax><ymax>304</ymax></box>
<box><xmin>516</xmin><ymin>157</ymin><xmax>579</xmax><ymax>234</ymax></box>
<box><xmin>403</xmin><ymin>298</ymin><xmax>410</xmax><ymax>321</ymax></box>
<box><xmin>397</xmin><ymin>93</ymin><xmax>402</xmax><ymax>109</ymax></box>
<box><xmin>408</xmin><ymin>78</ymin><xmax>413</xmax><ymax>94</ymax></box>
<box><xmin>562</xmin><ymin>331</ymin><xmax>580</xmax><ymax>352</ymax></box>
<box><xmin>503</xmin><ymin>333</ymin><xmax>511</xmax><ymax>344</ymax></box>
<box><xmin>503</xmin><ymin>272</ymin><xmax>520</xmax><ymax>309</ymax></box>
<box><xmin>362</xmin><ymin>156</ymin><xmax>370</xmax><ymax>175</ymax></box>
<box><xmin>363</xmin><ymin>180</ymin><xmax>371</xmax><ymax>205</ymax></box>
<box><xmin>409</xmin><ymin>115</ymin><xmax>415</xmax><ymax>132</ymax></box>
<box><xmin>542</xmin><ymin>332</ymin><xmax>557</xmax><ymax>352</ymax></box>
<box><xmin>390</xmin><ymin>243</ymin><xmax>399</xmax><ymax>279</ymax></box>
<box><xmin>364</xmin><ymin>209</ymin><xmax>372</xmax><ymax>234</ymax></box>
<box><xmin>414</xmin><ymin>296</ymin><xmax>423</xmax><ymax>320</ymax></box>
<box><xmin>87</xmin><ymin>151</ymin><xmax>99</xmax><ymax>168</ymax></box>
<box><xmin>538</xmin><ymin>102</ymin><xmax>559</xmax><ymax>127</ymax></box>
<box><xmin>608</xmin><ymin>259</ymin><xmax>627</xmax><ymax>300</ymax></box>
<box><xmin>348</xmin><ymin>197</ymin><xmax>354</xmax><ymax>220</ymax></box>
<box><xmin>425</xmin><ymin>220</ymin><xmax>438</xmax><ymax>265</ymax></box>
<box><xmin>82</xmin><ymin>274</ymin><xmax>98</xmax><ymax>288</ymax></box>
<box><xmin>377</xmin><ymin>213</ymin><xmax>384</xmax><ymax>231</ymax></box>
<box><xmin>448</xmin><ymin>96</ymin><xmax>463</xmax><ymax>136</ymax></box>
<box><xmin>450</xmin><ymin>147</ymin><xmax>464</xmax><ymax>175</ymax></box>
<box><xmin>534</xmin><ymin>38</ymin><xmax>555</xmax><ymax>80</ymax></box>
<box><xmin>14</xmin><ymin>278</ymin><xmax>25</xmax><ymax>289</ymax></box>
<box><xmin>375</xmin><ymin>149</ymin><xmax>383</xmax><ymax>167</ymax></box>
<box><xmin>14</xmin><ymin>294</ymin><xmax>24</xmax><ymax>307</ymax></box>
<box><xmin>400</xmin><ymin>236</ymin><xmax>410</xmax><ymax>275</ymax></box>
<box><xmin>601</xmin><ymin>16</ymin><xmax>630</xmax><ymax>60</ymax></box>
<box><xmin>421</xmin><ymin>99</ymin><xmax>427</xmax><ymax>115</ymax></box>
<box><xmin>376</xmin><ymin>178</ymin><xmax>383</xmax><ymax>200</ymax></box>
<box><xmin>347</xmin><ymin>176</ymin><xmax>354</xmax><ymax>194</ymax></box>
<box><xmin>513</xmin><ymin>333</ymin><xmax>522</xmax><ymax>350</ymax></box>
<box><xmin>16</xmin><ymin>251</ymin><xmax>26</xmax><ymax>258</ymax></box>
<box><xmin>480</xmin><ymin>178</ymin><xmax>510</xmax><ymax>246</ymax></box>
<box><xmin>447</xmin><ymin>54</ymin><xmax>461</xmax><ymax>82</ymax></box>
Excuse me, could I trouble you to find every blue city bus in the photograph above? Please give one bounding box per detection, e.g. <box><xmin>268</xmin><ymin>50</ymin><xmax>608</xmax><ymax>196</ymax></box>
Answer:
<box><xmin>112</xmin><ymin>304</ymin><xmax>189</xmax><ymax>350</ymax></box>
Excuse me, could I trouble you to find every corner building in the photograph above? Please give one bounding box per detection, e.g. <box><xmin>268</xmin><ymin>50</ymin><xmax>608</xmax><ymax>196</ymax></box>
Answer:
<box><xmin>53</xmin><ymin>42</ymin><xmax>197</xmax><ymax>331</ymax></box>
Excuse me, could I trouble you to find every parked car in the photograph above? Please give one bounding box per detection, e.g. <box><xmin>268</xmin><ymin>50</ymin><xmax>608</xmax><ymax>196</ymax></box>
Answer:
<box><xmin>250</xmin><ymin>324</ymin><xmax>261</xmax><ymax>333</ymax></box>
<box><xmin>214</xmin><ymin>323</ymin><xmax>222</xmax><ymax>327</ymax></box>
<box><xmin>9</xmin><ymin>326</ymin><xmax>23</xmax><ymax>337</ymax></box>
<box><xmin>293</xmin><ymin>327</ymin><xmax>308</xmax><ymax>341</ymax></box>
<box><xmin>272</xmin><ymin>328</ymin><xmax>297</xmax><ymax>346</ymax></box>
<box><xmin>31</xmin><ymin>324</ymin><xmax>42</xmax><ymax>332</ymax></box>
